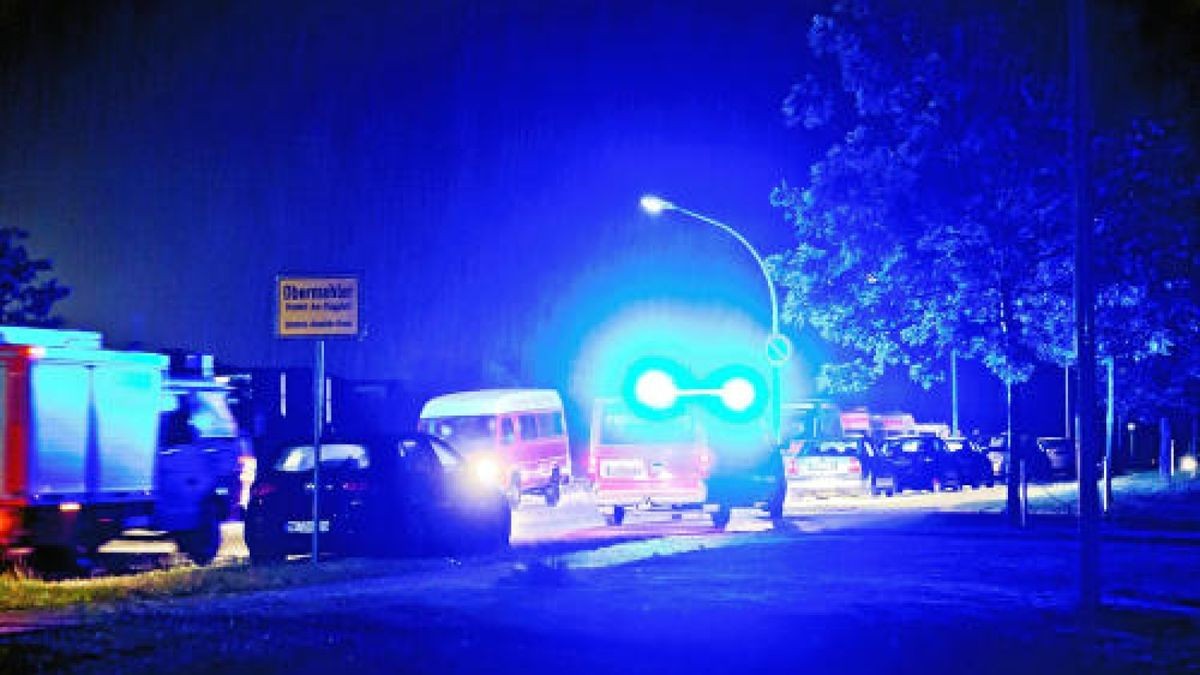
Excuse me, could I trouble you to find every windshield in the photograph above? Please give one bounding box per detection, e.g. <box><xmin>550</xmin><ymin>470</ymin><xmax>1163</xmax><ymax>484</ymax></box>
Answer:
<box><xmin>884</xmin><ymin>438</ymin><xmax>924</xmax><ymax>455</ymax></box>
<box><xmin>275</xmin><ymin>443</ymin><xmax>370</xmax><ymax>472</ymax></box>
<box><xmin>801</xmin><ymin>441</ymin><xmax>860</xmax><ymax>457</ymax></box>
<box><xmin>599</xmin><ymin>409</ymin><xmax>697</xmax><ymax>445</ymax></box>
<box><xmin>422</xmin><ymin>415</ymin><xmax>496</xmax><ymax>445</ymax></box>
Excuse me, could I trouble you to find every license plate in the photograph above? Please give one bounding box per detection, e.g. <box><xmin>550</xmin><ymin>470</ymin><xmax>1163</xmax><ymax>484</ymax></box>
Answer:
<box><xmin>285</xmin><ymin>520</ymin><xmax>330</xmax><ymax>534</ymax></box>
<box><xmin>602</xmin><ymin>459</ymin><xmax>644</xmax><ymax>478</ymax></box>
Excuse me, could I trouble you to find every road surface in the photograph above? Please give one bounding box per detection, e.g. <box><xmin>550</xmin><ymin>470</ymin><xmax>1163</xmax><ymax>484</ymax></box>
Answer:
<box><xmin>5</xmin><ymin>481</ymin><xmax>1199</xmax><ymax>673</ymax></box>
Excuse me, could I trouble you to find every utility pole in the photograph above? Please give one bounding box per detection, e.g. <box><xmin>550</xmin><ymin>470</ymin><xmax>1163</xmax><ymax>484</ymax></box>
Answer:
<box><xmin>1070</xmin><ymin>0</ymin><xmax>1101</xmax><ymax>617</ymax></box>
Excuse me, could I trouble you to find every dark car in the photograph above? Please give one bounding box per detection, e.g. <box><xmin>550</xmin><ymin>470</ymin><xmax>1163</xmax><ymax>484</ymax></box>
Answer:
<box><xmin>245</xmin><ymin>433</ymin><xmax>511</xmax><ymax>564</ymax></box>
<box><xmin>943</xmin><ymin>437</ymin><xmax>996</xmax><ymax>488</ymax></box>
<box><xmin>1034</xmin><ymin>437</ymin><xmax>1075</xmax><ymax>480</ymax></box>
<box><xmin>703</xmin><ymin>419</ymin><xmax>786</xmax><ymax>529</ymax></box>
<box><xmin>878</xmin><ymin>436</ymin><xmax>963</xmax><ymax>493</ymax></box>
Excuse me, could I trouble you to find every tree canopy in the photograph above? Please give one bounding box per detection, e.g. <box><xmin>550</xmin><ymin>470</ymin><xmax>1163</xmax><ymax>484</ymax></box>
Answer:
<box><xmin>771</xmin><ymin>0</ymin><xmax>1198</xmax><ymax>419</ymax></box>
<box><xmin>0</xmin><ymin>227</ymin><xmax>70</xmax><ymax>327</ymax></box>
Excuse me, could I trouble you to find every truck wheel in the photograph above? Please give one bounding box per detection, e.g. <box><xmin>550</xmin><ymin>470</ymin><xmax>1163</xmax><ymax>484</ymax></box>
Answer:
<box><xmin>604</xmin><ymin>506</ymin><xmax>625</xmax><ymax>527</ymax></box>
<box><xmin>544</xmin><ymin>474</ymin><xmax>562</xmax><ymax>507</ymax></box>
<box><xmin>710</xmin><ymin>504</ymin><xmax>732</xmax><ymax>530</ymax></box>
<box><xmin>178</xmin><ymin>503</ymin><xmax>221</xmax><ymax>566</ymax></box>
<box><xmin>28</xmin><ymin>546</ymin><xmax>82</xmax><ymax>579</ymax></box>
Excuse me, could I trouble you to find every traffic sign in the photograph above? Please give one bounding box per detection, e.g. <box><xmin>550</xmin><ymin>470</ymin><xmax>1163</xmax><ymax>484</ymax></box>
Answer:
<box><xmin>765</xmin><ymin>333</ymin><xmax>793</xmax><ymax>367</ymax></box>
<box><xmin>276</xmin><ymin>274</ymin><xmax>361</xmax><ymax>338</ymax></box>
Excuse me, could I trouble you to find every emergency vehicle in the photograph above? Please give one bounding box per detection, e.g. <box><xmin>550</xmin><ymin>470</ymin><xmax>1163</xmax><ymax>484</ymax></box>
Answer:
<box><xmin>0</xmin><ymin>328</ymin><xmax>240</xmax><ymax>571</ymax></box>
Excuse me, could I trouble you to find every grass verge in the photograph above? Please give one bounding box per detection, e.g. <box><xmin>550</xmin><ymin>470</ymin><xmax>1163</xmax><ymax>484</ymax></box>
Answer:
<box><xmin>0</xmin><ymin>557</ymin><xmax>432</xmax><ymax>613</ymax></box>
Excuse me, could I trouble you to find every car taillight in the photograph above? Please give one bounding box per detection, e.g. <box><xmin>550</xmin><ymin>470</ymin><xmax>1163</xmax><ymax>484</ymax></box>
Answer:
<box><xmin>847</xmin><ymin>457</ymin><xmax>862</xmax><ymax>475</ymax></box>
<box><xmin>250</xmin><ymin>482</ymin><xmax>278</xmax><ymax>499</ymax></box>
<box><xmin>341</xmin><ymin>480</ymin><xmax>369</xmax><ymax>492</ymax></box>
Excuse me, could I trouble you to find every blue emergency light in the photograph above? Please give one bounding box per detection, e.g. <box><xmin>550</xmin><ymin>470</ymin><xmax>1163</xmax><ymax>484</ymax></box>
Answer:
<box><xmin>622</xmin><ymin>358</ymin><xmax>767</xmax><ymax>423</ymax></box>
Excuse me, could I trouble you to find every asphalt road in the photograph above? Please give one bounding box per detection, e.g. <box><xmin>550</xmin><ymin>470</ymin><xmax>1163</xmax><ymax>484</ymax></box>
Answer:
<box><xmin>7</xmin><ymin>479</ymin><xmax>1198</xmax><ymax>674</ymax></box>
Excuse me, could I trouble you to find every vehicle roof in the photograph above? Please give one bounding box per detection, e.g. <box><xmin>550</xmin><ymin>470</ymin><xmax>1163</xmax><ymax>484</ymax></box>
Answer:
<box><xmin>419</xmin><ymin>389</ymin><xmax>563</xmax><ymax>418</ymax></box>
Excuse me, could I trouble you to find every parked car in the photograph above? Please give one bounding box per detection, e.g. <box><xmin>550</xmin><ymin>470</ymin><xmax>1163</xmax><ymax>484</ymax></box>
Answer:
<box><xmin>245</xmin><ymin>433</ymin><xmax>511</xmax><ymax>564</ymax></box>
<box><xmin>1035</xmin><ymin>437</ymin><xmax>1075</xmax><ymax>480</ymax></box>
<box><xmin>984</xmin><ymin>435</ymin><xmax>1009</xmax><ymax>479</ymax></box>
<box><xmin>784</xmin><ymin>437</ymin><xmax>896</xmax><ymax>497</ymax></box>
<box><xmin>878</xmin><ymin>436</ymin><xmax>963</xmax><ymax>493</ymax></box>
<box><xmin>943</xmin><ymin>437</ymin><xmax>996</xmax><ymax>488</ymax></box>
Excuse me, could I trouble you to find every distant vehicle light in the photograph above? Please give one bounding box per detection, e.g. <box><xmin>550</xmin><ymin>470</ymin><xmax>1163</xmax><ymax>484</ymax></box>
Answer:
<box><xmin>59</xmin><ymin>502</ymin><xmax>82</xmax><ymax>513</ymax></box>
<box><xmin>719</xmin><ymin>376</ymin><xmax>756</xmax><ymax>413</ymax></box>
<box><xmin>471</xmin><ymin>456</ymin><xmax>502</xmax><ymax>486</ymax></box>
<box><xmin>634</xmin><ymin>369</ymin><xmax>678</xmax><ymax>411</ymax></box>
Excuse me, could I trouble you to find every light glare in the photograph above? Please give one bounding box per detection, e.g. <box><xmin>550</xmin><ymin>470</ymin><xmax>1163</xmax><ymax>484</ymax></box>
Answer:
<box><xmin>634</xmin><ymin>369</ymin><xmax>678</xmax><ymax>410</ymax></box>
<box><xmin>720</xmin><ymin>377</ymin><xmax>756</xmax><ymax>412</ymax></box>
<box><xmin>639</xmin><ymin>194</ymin><xmax>672</xmax><ymax>215</ymax></box>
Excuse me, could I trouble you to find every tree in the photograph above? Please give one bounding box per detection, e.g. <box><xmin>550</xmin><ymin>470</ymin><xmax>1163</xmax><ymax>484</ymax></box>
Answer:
<box><xmin>770</xmin><ymin>0</ymin><xmax>1070</xmax><ymax>398</ymax></box>
<box><xmin>771</xmin><ymin>0</ymin><xmax>1199</xmax><ymax>423</ymax></box>
<box><xmin>0</xmin><ymin>227</ymin><xmax>70</xmax><ymax>326</ymax></box>
<box><xmin>1092</xmin><ymin>119</ymin><xmax>1200</xmax><ymax>421</ymax></box>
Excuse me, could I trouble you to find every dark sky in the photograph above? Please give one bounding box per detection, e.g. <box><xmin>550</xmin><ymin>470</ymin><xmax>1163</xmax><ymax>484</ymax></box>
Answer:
<box><xmin>1</xmin><ymin>2</ymin><xmax>813</xmax><ymax>381</ymax></box>
<box><xmin>1</xmin><ymin>0</ymin><xmax>1193</xmax><ymax>434</ymax></box>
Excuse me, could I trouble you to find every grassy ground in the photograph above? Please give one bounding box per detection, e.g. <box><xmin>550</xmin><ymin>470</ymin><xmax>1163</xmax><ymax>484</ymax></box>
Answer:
<box><xmin>0</xmin><ymin>558</ymin><xmax>433</xmax><ymax>613</ymax></box>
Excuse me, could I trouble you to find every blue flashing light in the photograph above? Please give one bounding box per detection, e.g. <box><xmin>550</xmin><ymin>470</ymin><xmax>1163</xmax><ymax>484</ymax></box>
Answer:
<box><xmin>720</xmin><ymin>376</ymin><xmax>756</xmax><ymax>413</ymax></box>
<box><xmin>622</xmin><ymin>357</ymin><xmax>690</xmax><ymax>421</ymax></box>
<box><xmin>634</xmin><ymin>368</ymin><xmax>678</xmax><ymax>411</ymax></box>
<box><xmin>703</xmin><ymin>364</ymin><xmax>768</xmax><ymax>423</ymax></box>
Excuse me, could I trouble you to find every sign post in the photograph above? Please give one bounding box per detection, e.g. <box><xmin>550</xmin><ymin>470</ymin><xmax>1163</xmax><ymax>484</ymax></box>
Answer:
<box><xmin>276</xmin><ymin>274</ymin><xmax>360</xmax><ymax>564</ymax></box>
<box><xmin>765</xmin><ymin>333</ymin><xmax>793</xmax><ymax>444</ymax></box>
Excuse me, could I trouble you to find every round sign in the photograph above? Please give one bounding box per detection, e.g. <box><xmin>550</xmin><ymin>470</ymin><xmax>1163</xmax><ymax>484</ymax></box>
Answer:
<box><xmin>765</xmin><ymin>333</ymin><xmax>793</xmax><ymax>367</ymax></box>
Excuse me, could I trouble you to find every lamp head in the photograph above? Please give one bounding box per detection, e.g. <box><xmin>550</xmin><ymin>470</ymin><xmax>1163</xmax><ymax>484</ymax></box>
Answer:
<box><xmin>639</xmin><ymin>194</ymin><xmax>673</xmax><ymax>215</ymax></box>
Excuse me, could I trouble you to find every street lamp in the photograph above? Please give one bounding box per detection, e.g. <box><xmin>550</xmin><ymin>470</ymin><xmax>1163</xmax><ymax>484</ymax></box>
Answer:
<box><xmin>639</xmin><ymin>193</ymin><xmax>784</xmax><ymax>442</ymax></box>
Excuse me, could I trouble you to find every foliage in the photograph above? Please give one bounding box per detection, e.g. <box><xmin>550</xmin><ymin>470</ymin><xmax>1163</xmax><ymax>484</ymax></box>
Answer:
<box><xmin>0</xmin><ymin>227</ymin><xmax>70</xmax><ymax>327</ymax></box>
<box><xmin>772</xmin><ymin>0</ymin><xmax>1199</xmax><ymax>419</ymax></box>
<box><xmin>1093</xmin><ymin>120</ymin><xmax>1200</xmax><ymax>416</ymax></box>
<box><xmin>771</xmin><ymin>0</ymin><xmax>1069</xmax><ymax>393</ymax></box>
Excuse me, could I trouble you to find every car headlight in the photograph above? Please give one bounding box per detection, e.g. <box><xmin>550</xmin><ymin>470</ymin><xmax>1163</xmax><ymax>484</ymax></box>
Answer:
<box><xmin>1181</xmin><ymin>455</ymin><xmax>1198</xmax><ymax>473</ymax></box>
<box><xmin>471</xmin><ymin>456</ymin><xmax>501</xmax><ymax>486</ymax></box>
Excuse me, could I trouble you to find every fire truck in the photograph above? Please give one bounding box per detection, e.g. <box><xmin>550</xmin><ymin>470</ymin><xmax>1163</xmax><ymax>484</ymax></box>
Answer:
<box><xmin>0</xmin><ymin>328</ymin><xmax>241</xmax><ymax>572</ymax></box>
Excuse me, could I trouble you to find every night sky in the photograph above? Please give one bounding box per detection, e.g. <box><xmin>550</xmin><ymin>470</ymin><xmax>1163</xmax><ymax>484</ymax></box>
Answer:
<box><xmin>1</xmin><ymin>1</ymin><xmax>1191</xmax><ymax>434</ymax></box>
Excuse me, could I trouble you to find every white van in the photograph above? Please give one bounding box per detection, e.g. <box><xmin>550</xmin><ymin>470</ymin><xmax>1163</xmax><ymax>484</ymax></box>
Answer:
<box><xmin>418</xmin><ymin>389</ymin><xmax>571</xmax><ymax>508</ymax></box>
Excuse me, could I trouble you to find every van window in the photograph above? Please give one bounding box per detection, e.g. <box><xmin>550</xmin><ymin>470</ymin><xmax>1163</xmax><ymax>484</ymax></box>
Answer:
<box><xmin>500</xmin><ymin>418</ymin><xmax>515</xmax><ymax>444</ymax></box>
<box><xmin>426</xmin><ymin>415</ymin><xmax>496</xmax><ymax>445</ymax></box>
<box><xmin>519</xmin><ymin>414</ymin><xmax>539</xmax><ymax>440</ymax></box>
<box><xmin>538</xmin><ymin>412</ymin><xmax>564</xmax><ymax>437</ymax></box>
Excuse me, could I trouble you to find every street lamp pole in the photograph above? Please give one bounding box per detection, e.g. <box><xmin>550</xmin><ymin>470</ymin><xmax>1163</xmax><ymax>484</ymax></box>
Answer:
<box><xmin>640</xmin><ymin>195</ymin><xmax>783</xmax><ymax>442</ymax></box>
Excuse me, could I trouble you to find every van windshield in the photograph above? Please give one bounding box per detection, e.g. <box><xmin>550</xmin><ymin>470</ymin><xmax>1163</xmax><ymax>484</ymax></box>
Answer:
<box><xmin>424</xmin><ymin>416</ymin><xmax>496</xmax><ymax>445</ymax></box>
<box><xmin>600</xmin><ymin>410</ymin><xmax>696</xmax><ymax>445</ymax></box>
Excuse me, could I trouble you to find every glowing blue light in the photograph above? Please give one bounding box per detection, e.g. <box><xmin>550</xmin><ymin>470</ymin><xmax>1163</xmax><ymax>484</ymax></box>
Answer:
<box><xmin>720</xmin><ymin>376</ymin><xmax>756</xmax><ymax>413</ymax></box>
<box><xmin>704</xmin><ymin>364</ymin><xmax>768</xmax><ymax>422</ymax></box>
<box><xmin>622</xmin><ymin>356</ymin><xmax>691</xmax><ymax>420</ymax></box>
<box><xmin>634</xmin><ymin>369</ymin><xmax>678</xmax><ymax>410</ymax></box>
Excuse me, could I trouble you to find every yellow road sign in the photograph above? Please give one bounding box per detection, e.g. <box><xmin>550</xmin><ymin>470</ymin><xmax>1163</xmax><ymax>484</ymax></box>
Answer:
<box><xmin>276</xmin><ymin>275</ymin><xmax>360</xmax><ymax>338</ymax></box>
